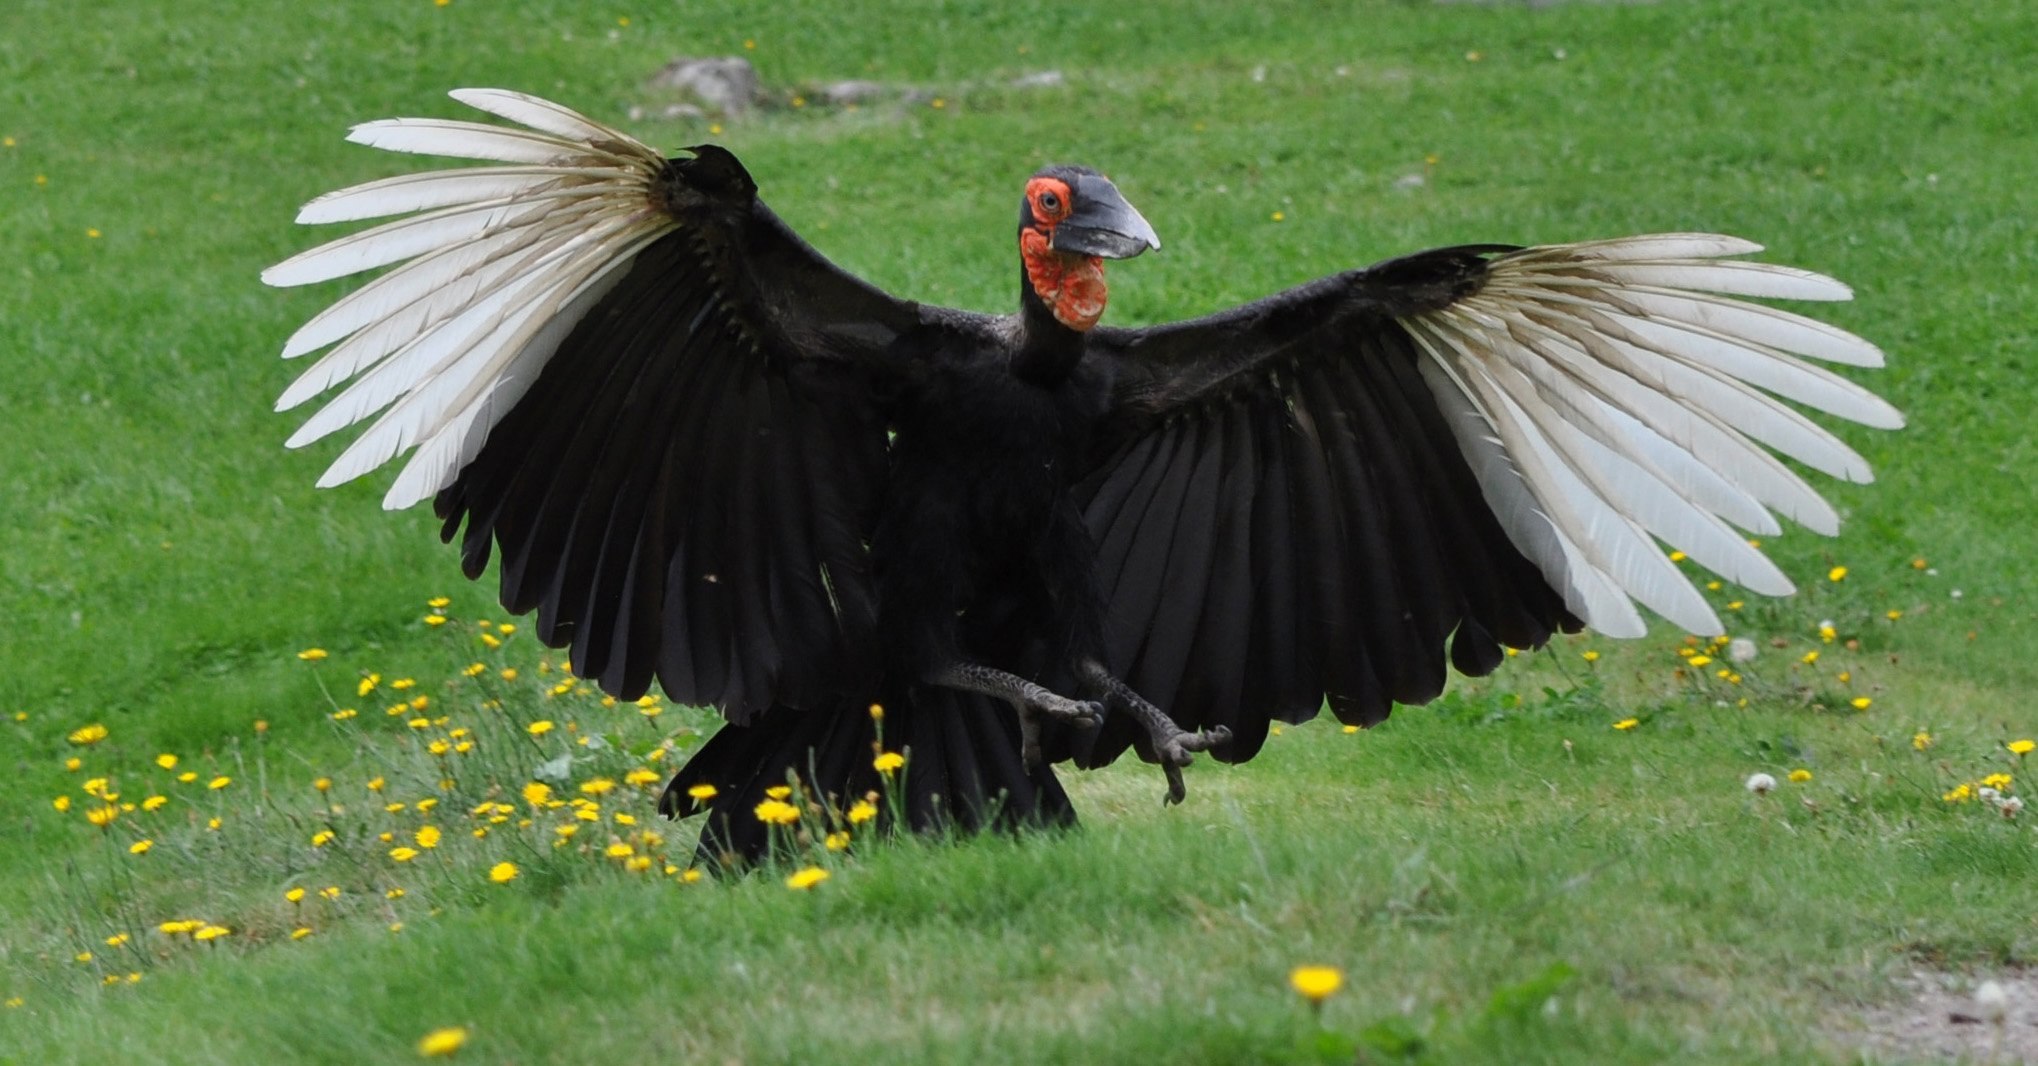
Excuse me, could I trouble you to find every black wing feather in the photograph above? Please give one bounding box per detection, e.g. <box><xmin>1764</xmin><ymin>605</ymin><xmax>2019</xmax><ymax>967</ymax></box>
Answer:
<box><xmin>1078</xmin><ymin>247</ymin><xmax>1580</xmax><ymax>759</ymax></box>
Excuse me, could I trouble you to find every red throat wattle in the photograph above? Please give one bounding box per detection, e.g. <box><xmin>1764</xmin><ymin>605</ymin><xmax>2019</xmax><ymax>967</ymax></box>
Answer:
<box><xmin>1021</xmin><ymin>228</ymin><xmax>1108</xmax><ymax>332</ymax></box>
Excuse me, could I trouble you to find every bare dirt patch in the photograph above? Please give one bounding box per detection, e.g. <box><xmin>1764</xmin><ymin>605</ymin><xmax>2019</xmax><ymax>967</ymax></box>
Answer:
<box><xmin>1836</xmin><ymin>969</ymin><xmax>2038</xmax><ymax>1064</ymax></box>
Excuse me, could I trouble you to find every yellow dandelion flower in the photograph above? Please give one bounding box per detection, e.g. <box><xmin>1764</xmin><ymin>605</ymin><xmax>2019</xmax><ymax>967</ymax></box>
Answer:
<box><xmin>5</xmin><ymin>997</ymin><xmax>23</xmax><ymax>1008</ymax></box>
<box><xmin>358</xmin><ymin>674</ymin><xmax>381</xmax><ymax>696</ymax></box>
<box><xmin>480</xmin><ymin>633</ymin><xmax>502</xmax><ymax>649</ymax></box>
<box><xmin>311</xmin><ymin>830</ymin><xmax>334</xmax><ymax>847</ymax></box>
<box><xmin>208</xmin><ymin>817</ymin><xmax>222</xmax><ymax>831</ymax></box>
<box><xmin>825</xmin><ymin>831</ymin><xmax>850</xmax><ymax>851</ymax></box>
<box><xmin>554</xmin><ymin>824</ymin><xmax>578</xmax><ymax>839</ymax></box>
<box><xmin>686</xmin><ymin>783</ymin><xmax>717</xmax><ymax>802</ymax></box>
<box><xmin>625</xmin><ymin>855</ymin><xmax>652</xmax><ymax>872</ymax></box>
<box><xmin>415</xmin><ymin>825</ymin><xmax>441</xmax><ymax>849</ymax></box>
<box><xmin>498</xmin><ymin>623</ymin><xmax>517</xmax><ymax>636</ymax></box>
<box><xmin>605</xmin><ymin>842</ymin><xmax>634</xmax><ymax>859</ymax></box>
<box><xmin>580</xmin><ymin>778</ymin><xmax>617</xmax><ymax>796</ymax></box>
<box><xmin>104</xmin><ymin>933</ymin><xmax>130</xmax><ymax>948</ymax></box>
<box><xmin>1837</xmin><ymin>671</ymin><xmax>1852</xmax><ymax>684</ymax></box>
<box><xmin>1802</xmin><ymin>650</ymin><xmax>1820</xmax><ymax>665</ymax></box>
<box><xmin>462</xmin><ymin>662</ymin><xmax>486</xmax><ymax>678</ymax></box>
<box><xmin>522</xmin><ymin>782</ymin><xmax>552</xmax><ymax>806</ymax></box>
<box><xmin>389</xmin><ymin>846</ymin><xmax>420</xmax><ymax>862</ymax></box>
<box><xmin>1788</xmin><ymin>769</ymin><xmax>1813</xmax><ymax>783</ymax></box>
<box><xmin>319</xmin><ymin>886</ymin><xmax>341</xmax><ymax>901</ymax></box>
<box><xmin>1290</xmin><ymin>965</ymin><xmax>1343</xmax><ymax>1003</ymax></box>
<box><xmin>1819</xmin><ymin>623</ymin><xmax>1836</xmax><ymax>642</ymax></box>
<box><xmin>129</xmin><ymin>839</ymin><xmax>153</xmax><ymax>855</ymax></box>
<box><xmin>154</xmin><ymin>753</ymin><xmax>178</xmax><ymax>770</ymax></box>
<box><xmin>208</xmin><ymin>776</ymin><xmax>231</xmax><ymax>790</ymax></box>
<box><xmin>391</xmin><ymin>678</ymin><xmax>416</xmax><ymax>691</ymax></box>
<box><xmin>869</xmin><ymin>703</ymin><xmax>884</xmax><ymax>721</ymax></box>
<box><xmin>1581</xmin><ymin>650</ymin><xmax>1600</xmax><ymax>662</ymax></box>
<box><xmin>489</xmin><ymin>862</ymin><xmax>519</xmax><ymax>883</ymax></box>
<box><xmin>65</xmin><ymin>757</ymin><xmax>82</xmax><ymax>771</ymax></box>
<box><xmin>765</xmin><ymin>785</ymin><xmax>792</xmax><ymax>800</ymax></box>
<box><xmin>873</xmin><ymin>751</ymin><xmax>906</xmax><ymax>773</ymax></box>
<box><xmin>75</xmin><ymin>952</ymin><xmax>93</xmax><ymax>963</ymax></box>
<box><xmin>67</xmin><ymin>724</ymin><xmax>109</xmax><ymax>746</ymax></box>
<box><xmin>291</xmin><ymin>927</ymin><xmax>312</xmax><ymax>940</ymax></box>
<box><xmin>1667</xmin><ymin>550</ymin><xmax>1687</xmax><ymax>562</ymax></box>
<box><xmin>1341</xmin><ymin>724</ymin><xmax>1361</xmax><ymax>734</ymax></box>
<box><xmin>1981</xmin><ymin>773</ymin><xmax>2013</xmax><ymax>790</ymax></box>
<box><xmin>1828</xmin><ymin>566</ymin><xmax>1847</xmax><ymax>582</ymax></box>
<box><xmin>297</xmin><ymin>648</ymin><xmax>328</xmax><ymax>661</ymax></box>
<box><xmin>499</xmin><ymin>668</ymin><xmax>518</xmax><ymax>681</ymax></box>
<box><xmin>1688</xmin><ymin>655</ymin><xmax>1713</xmax><ymax>668</ymax></box>
<box><xmin>141</xmin><ymin>795</ymin><xmax>167</xmax><ymax>812</ymax></box>
<box><xmin>1944</xmin><ymin>783</ymin><xmax>1973</xmax><ymax>803</ymax></box>
<box><xmin>386</xmin><ymin>888</ymin><xmax>406</xmax><ymax>900</ymax></box>
<box><xmin>2008</xmin><ymin>739</ymin><xmax>2034</xmax><ymax>757</ymax></box>
<box><xmin>192</xmin><ymin>926</ymin><xmax>229</xmax><ymax>942</ymax></box>
<box><xmin>52</xmin><ymin>795</ymin><xmax>71</xmax><ymax>812</ymax></box>
<box><xmin>624</xmin><ymin>769</ymin><xmax>660</xmax><ymax>787</ymax></box>
<box><xmin>753</xmin><ymin>798</ymin><xmax>800</xmax><ymax>825</ymax></box>
<box><xmin>1886</xmin><ymin>609</ymin><xmax>1903</xmax><ymax>621</ymax></box>
<box><xmin>428</xmin><ymin>596</ymin><xmax>451</xmax><ymax>608</ymax></box>
<box><xmin>422</xmin><ymin>615</ymin><xmax>449</xmax><ymax>627</ymax></box>
<box><xmin>84</xmin><ymin>777</ymin><xmax>109</xmax><ymax>797</ymax></box>
<box><xmin>1912</xmin><ymin>731</ymin><xmax>1932</xmax><ymax>751</ymax></box>
<box><xmin>527</xmin><ymin>720</ymin><xmax>554</xmax><ymax>736</ymax></box>
<box><xmin>847</xmin><ymin>800</ymin><xmax>877</xmax><ymax>825</ymax></box>
<box><xmin>87</xmin><ymin>806</ymin><xmax>118</xmax><ymax>828</ymax></box>
<box><xmin>785</xmin><ymin>866</ymin><xmax>830</xmax><ymax>890</ymax></box>
<box><xmin>416</xmin><ymin>1027</ymin><xmax>469</xmax><ymax>1057</ymax></box>
<box><xmin>286</xmin><ymin>887</ymin><xmax>306</xmax><ymax>904</ymax></box>
<box><xmin>1612</xmin><ymin>718</ymin><xmax>1639</xmax><ymax>731</ymax></box>
<box><xmin>1850</xmin><ymin>697</ymin><xmax>1872</xmax><ymax>710</ymax></box>
<box><xmin>574</xmin><ymin>807</ymin><xmax>600</xmax><ymax>822</ymax></box>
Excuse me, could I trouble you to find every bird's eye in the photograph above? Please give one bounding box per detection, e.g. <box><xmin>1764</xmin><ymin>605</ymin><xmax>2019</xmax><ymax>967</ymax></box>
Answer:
<box><xmin>1038</xmin><ymin>190</ymin><xmax>1062</xmax><ymax>214</ymax></box>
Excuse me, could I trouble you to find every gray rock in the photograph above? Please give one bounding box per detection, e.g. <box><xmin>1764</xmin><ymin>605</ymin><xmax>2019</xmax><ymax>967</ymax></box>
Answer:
<box><xmin>650</xmin><ymin>56</ymin><xmax>762</xmax><ymax>115</ymax></box>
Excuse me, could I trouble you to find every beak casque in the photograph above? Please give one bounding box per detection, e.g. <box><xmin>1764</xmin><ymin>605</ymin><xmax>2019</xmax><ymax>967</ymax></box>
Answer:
<box><xmin>1050</xmin><ymin>174</ymin><xmax>1161</xmax><ymax>260</ymax></box>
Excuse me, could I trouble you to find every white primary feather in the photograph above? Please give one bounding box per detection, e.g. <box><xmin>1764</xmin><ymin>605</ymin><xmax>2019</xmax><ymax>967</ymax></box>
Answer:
<box><xmin>278</xmin><ymin>198</ymin><xmax>610</xmax><ymax>358</ymax></box>
<box><xmin>1401</xmin><ymin>233</ymin><xmax>1899</xmax><ymax>637</ymax></box>
<box><xmin>266</xmin><ymin>89</ymin><xmax>677</xmax><ymax>505</ymax></box>
<box><xmin>296</xmin><ymin>166</ymin><xmax>623</xmax><ymax>224</ymax></box>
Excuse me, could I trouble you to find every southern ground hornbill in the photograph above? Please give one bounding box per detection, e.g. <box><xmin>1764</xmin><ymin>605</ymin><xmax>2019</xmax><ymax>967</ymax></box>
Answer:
<box><xmin>265</xmin><ymin>90</ymin><xmax>1902</xmax><ymax>863</ymax></box>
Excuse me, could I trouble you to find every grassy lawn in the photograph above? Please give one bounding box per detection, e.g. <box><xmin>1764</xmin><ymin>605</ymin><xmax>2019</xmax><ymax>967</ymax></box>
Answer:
<box><xmin>3</xmin><ymin>0</ymin><xmax>2035</xmax><ymax>1061</ymax></box>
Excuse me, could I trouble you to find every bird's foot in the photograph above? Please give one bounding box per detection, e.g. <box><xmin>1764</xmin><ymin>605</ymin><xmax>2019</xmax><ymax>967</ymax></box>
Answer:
<box><xmin>1078</xmin><ymin>660</ymin><xmax>1230</xmax><ymax>805</ymax></box>
<box><xmin>928</xmin><ymin>662</ymin><xmax>1100</xmax><ymax>773</ymax></box>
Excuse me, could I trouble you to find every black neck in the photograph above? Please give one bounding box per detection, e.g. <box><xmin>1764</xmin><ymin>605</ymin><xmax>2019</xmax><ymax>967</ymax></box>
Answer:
<box><xmin>1013</xmin><ymin>274</ymin><xmax>1087</xmax><ymax>386</ymax></box>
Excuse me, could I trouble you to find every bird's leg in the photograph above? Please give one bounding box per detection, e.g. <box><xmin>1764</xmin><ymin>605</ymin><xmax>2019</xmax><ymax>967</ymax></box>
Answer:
<box><xmin>1077</xmin><ymin>659</ymin><xmax>1231</xmax><ymax>805</ymax></box>
<box><xmin>926</xmin><ymin>662</ymin><xmax>1102</xmax><ymax>772</ymax></box>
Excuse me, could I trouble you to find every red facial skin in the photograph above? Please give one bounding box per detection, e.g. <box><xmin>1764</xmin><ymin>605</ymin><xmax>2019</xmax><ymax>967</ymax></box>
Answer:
<box><xmin>1019</xmin><ymin>176</ymin><xmax>1109</xmax><ymax>332</ymax></box>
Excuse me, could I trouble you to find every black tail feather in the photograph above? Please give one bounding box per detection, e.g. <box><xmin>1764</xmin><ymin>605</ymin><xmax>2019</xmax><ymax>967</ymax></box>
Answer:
<box><xmin>659</xmin><ymin>684</ymin><xmax>1076</xmax><ymax>867</ymax></box>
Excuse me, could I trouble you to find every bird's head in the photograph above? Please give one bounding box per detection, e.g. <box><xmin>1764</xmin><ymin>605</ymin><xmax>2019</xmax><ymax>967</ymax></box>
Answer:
<box><xmin>1018</xmin><ymin>166</ymin><xmax>1159</xmax><ymax>332</ymax></box>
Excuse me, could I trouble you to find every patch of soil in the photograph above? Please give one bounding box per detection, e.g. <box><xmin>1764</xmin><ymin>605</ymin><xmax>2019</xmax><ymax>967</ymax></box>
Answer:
<box><xmin>1837</xmin><ymin>968</ymin><xmax>2038</xmax><ymax>1064</ymax></box>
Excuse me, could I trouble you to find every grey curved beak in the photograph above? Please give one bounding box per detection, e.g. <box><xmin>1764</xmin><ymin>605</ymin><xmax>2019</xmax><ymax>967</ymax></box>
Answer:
<box><xmin>1052</xmin><ymin>175</ymin><xmax>1161</xmax><ymax>260</ymax></box>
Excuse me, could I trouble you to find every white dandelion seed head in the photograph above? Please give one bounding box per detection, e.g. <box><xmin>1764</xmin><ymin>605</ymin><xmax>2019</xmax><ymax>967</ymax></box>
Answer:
<box><xmin>1727</xmin><ymin>638</ymin><xmax>1757</xmax><ymax>664</ymax></box>
<box><xmin>2000</xmin><ymin>796</ymin><xmax>2024</xmax><ymax>818</ymax></box>
<box><xmin>1978</xmin><ymin>786</ymin><xmax>2001</xmax><ymax>804</ymax></box>
<box><xmin>1974</xmin><ymin>980</ymin><xmax>2009</xmax><ymax>1024</ymax></box>
<box><xmin>1744</xmin><ymin>772</ymin><xmax>1777</xmax><ymax>795</ymax></box>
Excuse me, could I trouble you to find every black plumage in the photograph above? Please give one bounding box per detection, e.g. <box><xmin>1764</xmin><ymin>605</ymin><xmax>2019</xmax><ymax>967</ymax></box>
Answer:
<box><xmin>268</xmin><ymin>91</ymin><xmax>1898</xmax><ymax>866</ymax></box>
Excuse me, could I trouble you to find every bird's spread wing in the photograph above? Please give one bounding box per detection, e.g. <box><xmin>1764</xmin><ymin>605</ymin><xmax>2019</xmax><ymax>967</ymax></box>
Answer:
<box><xmin>1079</xmin><ymin>235</ymin><xmax>1901</xmax><ymax>759</ymax></box>
<box><xmin>265</xmin><ymin>89</ymin><xmax>925</xmax><ymax>718</ymax></box>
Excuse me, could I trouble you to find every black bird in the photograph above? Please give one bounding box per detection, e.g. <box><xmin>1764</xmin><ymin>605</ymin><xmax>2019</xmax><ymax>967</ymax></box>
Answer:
<box><xmin>266</xmin><ymin>90</ymin><xmax>1901</xmax><ymax>862</ymax></box>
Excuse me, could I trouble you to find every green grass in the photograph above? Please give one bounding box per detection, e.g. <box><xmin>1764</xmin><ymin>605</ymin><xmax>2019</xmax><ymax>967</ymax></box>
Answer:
<box><xmin>3</xmin><ymin>0</ymin><xmax>2036</xmax><ymax>1061</ymax></box>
